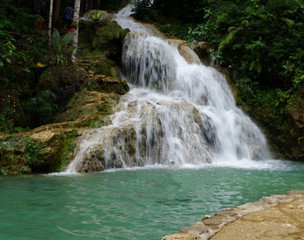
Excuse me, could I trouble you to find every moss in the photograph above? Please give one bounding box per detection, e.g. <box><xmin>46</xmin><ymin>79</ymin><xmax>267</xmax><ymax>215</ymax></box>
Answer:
<box><xmin>38</xmin><ymin>65</ymin><xmax>86</xmax><ymax>92</ymax></box>
<box><xmin>79</xmin><ymin>20</ymin><xmax>128</xmax><ymax>62</ymax></box>
<box><xmin>0</xmin><ymin>136</ymin><xmax>32</xmax><ymax>175</ymax></box>
<box><xmin>0</xmin><ymin>129</ymin><xmax>78</xmax><ymax>175</ymax></box>
<box><xmin>99</xmin><ymin>80</ymin><xmax>130</xmax><ymax>95</ymax></box>
<box><xmin>52</xmin><ymin>130</ymin><xmax>78</xmax><ymax>172</ymax></box>
<box><xmin>25</xmin><ymin>139</ymin><xmax>48</xmax><ymax>170</ymax></box>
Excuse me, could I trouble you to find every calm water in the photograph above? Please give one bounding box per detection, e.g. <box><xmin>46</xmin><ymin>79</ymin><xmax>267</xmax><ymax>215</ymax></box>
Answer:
<box><xmin>1</xmin><ymin>161</ymin><xmax>304</xmax><ymax>240</ymax></box>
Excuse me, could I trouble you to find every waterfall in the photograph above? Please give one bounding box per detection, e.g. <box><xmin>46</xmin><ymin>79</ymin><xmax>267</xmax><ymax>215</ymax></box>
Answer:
<box><xmin>64</xmin><ymin>5</ymin><xmax>271</xmax><ymax>173</ymax></box>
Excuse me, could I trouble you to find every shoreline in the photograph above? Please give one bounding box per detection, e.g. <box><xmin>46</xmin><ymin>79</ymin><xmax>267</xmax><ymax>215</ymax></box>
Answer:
<box><xmin>162</xmin><ymin>190</ymin><xmax>304</xmax><ymax>240</ymax></box>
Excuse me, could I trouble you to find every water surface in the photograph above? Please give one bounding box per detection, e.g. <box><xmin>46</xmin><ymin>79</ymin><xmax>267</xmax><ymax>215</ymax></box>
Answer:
<box><xmin>1</xmin><ymin>161</ymin><xmax>303</xmax><ymax>240</ymax></box>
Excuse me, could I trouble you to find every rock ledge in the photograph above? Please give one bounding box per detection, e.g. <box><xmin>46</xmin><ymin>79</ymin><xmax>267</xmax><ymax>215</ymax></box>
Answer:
<box><xmin>162</xmin><ymin>190</ymin><xmax>304</xmax><ymax>240</ymax></box>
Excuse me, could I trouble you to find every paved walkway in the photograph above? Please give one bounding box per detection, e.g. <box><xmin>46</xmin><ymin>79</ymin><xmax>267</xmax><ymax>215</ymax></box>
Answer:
<box><xmin>162</xmin><ymin>190</ymin><xmax>304</xmax><ymax>240</ymax></box>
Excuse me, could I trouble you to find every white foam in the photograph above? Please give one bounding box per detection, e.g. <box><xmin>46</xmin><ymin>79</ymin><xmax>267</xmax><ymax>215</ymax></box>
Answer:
<box><xmin>63</xmin><ymin>4</ymin><xmax>272</xmax><ymax>174</ymax></box>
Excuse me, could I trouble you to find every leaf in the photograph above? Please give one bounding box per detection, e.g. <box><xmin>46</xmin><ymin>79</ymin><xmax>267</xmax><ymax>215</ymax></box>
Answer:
<box><xmin>256</xmin><ymin>63</ymin><xmax>262</xmax><ymax>73</ymax></box>
<box><xmin>232</xmin><ymin>44</ymin><xmax>241</xmax><ymax>50</ymax></box>
<box><xmin>37</xmin><ymin>62</ymin><xmax>47</xmax><ymax>68</ymax></box>
<box><xmin>281</xmin><ymin>18</ymin><xmax>295</xmax><ymax>27</ymax></box>
<box><xmin>241</xmin><ymin>20</ymin><xmax>249</xmax><ymax>26</ymax></box>
<box><xmin>51</xmin><ymin>28</ymin><xmax>60</xmax><ymax>49</ymax></box>
<box><xmin>62</xmin><ymin>32</ymin><xmax>74</xmax><ymax>47</ymax></box>
<box><xmin>203</xmin><ymin>13</ymin><xmax>210</xmax><ymax>19</ymax></box>
<box><xmin>66</xmin><ymin>46</ymin><xmax>75</xmax><ymax>53</ymax></box>
<box><xmin>249</xmin><ymin>61</ymin><xmax>255</xmax><ymax>71</ymax></box>
<box><xmin>218</xmin><ymin>29</ymin><xmax>238</xmax><ymax>52</ymax></box>
<box><xmin>23</xmin><ymin>68</ymin><xmax>31</xmax><ymax>73</ymax></box>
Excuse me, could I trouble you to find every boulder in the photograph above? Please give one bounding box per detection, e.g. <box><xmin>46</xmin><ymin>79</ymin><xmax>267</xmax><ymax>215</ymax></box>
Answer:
<box><xmin>80</xmin><ymin>10</ymin><xmax>113</xmax><ymax>26</ymax></box>
<box><xmin>0</xmin><ymin>128</ymin><xmax>78</xmax><ymax>175</ymax></box>
<box><xmin>191</xmin><ymin>41</ymin><xmax>211</xmax><ymax>66</ymax></box>
<box><xmin>288</xmin><ymin>107</ymin><xmax>304</xmax><ymax>128</ymax></box>
<box><xmin>167</xmin><ymin>39</ymin><xmax>201</xmax><ymax>64</ymax></box>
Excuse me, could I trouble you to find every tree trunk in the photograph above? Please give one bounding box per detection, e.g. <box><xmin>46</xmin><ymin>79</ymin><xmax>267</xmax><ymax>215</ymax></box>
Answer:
<box><xmin>54</xmin><ymin>0</ymin><xmax>61</xmax><ymax>24</ymax></box>
<box><xmin>96</xmin><ymin>0</ymin><xmax>101</xmax><ymax>9</ymax></box>
<box><xmin>71</xmin><ymin>0</ymin><xmax>81</xmax><ymax>63</ymax></box>
<box><xmin>81</xmin><ymin>0</ymin><xmax>88</xmax><ymax>14</ymax></box>
<box><xmin>85</xmin><ymin>0</ymin><xmax>88</xmax><ymax>12</ymax></box>
<box><xmin>48</xmin><ymin>0</ymin><xmax>54</xmax><ymax>46</ymax></box>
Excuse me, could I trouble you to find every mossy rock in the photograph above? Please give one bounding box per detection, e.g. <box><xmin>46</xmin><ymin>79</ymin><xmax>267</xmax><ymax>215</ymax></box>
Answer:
<box><xmin>78</xmin><ymin>17</ymin><xmax>128</xmax><ymax>61</ymax></box>
<box><xmin>0</xmin><ymin>129</ymin><xmax>78</xmax><ymax>175</ymax></box>
<box><xmin>98</xmin><ymin>78</ymin><xmax>129</xmax><ymax>95</ymax></box>
<box><xmin>0</xmin><ymin>136</ymin><xmax>30</xmax><ymax>175</ymax></box>
<box><xmin>93</xmin><ymin>21</ymin><xmax>123</xmax><ymax>47</ymax></box>
<box><xmin>78</xmin><ymin>54</ymin><xmax>118</xmax><ymax>78</ymax></box>
<box><xmin>53</xmin><ymin>90</ymin><xmax>120</xmax><ymax>127</ymax></box>
<box><xmin>38</xmin><ymin>65</ymin><xmax>86</xmax><ymax>91</ymax></box>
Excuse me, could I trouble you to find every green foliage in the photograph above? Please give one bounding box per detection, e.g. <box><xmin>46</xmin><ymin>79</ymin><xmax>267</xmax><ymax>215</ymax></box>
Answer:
<box><xmin>26</xmin><ymin>90</ymin><xmax>56</xmax><ymax>114</ymax></box>
<box><xmin>184</xmin><ymin>0</ymin><xmax>304</xmax><ymax>87</ymax></box>
<box><xmin>89</xmin><ymin>11</ymin><xmax>103</xmax><ymax>21</ymax></box>
<box><xmin>0</xmin><ymin>0</ymin><xmax>38</xmax><ymax>34</ymax></box>
<box><xmin>55</xmin><ymin>130</ymin><xmax>78</xmax><ymax>171</ymax></box>
<box><xmin>0</xmin><ymin>94</ymin><xmax>16</xmax><ymax>132</ymax></box>
<box><xmin>132</xmin><ymin>0</ymin><xmax>159</xmax><ymax>22</ymax></box>
<box><xmin>0</xmin><ymin>1</ymin><xmax>52</xmax><ymax>132</ymax></box>
<box><xmin>25</xmin><ymin>90</ymin><xmax>57</xmax><ymax>126</ymax></box>
<box><xmin>25</xmin><ymin>139</ymin><xmax>46</xmax><ymax>167</ymax></box>
<box><xmin>0</xmin><ymin>32</ymin><xmax>16</xmax><ymax>68</ymax></box>
<box><xmin>218</xmin><ymin>29</ymin><xmax>238</xmax><ymax>52</ymax></box>
<box><xmin>236</xmin><ymin>76</ymin><xmax>291</xmax><ymax>118</ymax></box>
<box><xmin>51</xmin><ymin>28</ymin><xmax>74</xmax><ymax>65</ymax></box>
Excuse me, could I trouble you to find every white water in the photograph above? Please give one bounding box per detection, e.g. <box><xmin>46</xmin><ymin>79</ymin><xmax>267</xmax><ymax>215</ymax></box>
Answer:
<box><xmin>64</xmin><ymin>5</ymin><xmax>271</xmax><ymax>174</ymax></box>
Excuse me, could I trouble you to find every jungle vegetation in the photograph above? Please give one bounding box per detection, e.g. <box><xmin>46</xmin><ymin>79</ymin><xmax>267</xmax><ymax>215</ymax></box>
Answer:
<box><xmin>133</xmin><ymin>0</ymin><xmax>304</xmax><ymax>124</ymax></box>
<box><xmin>1</xmin><ymin>0</ymin><xmax>304</xmax><ymax>157</ymax></box>
<box><xmin>0</xmin><ymin>0</ymin><xmax>125</xmax><ymax>132</ymax></box>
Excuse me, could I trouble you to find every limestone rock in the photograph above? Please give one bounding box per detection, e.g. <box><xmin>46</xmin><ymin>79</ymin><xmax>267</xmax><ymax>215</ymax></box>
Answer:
<box><xmin>0</xmin><ymin>128</ymin><xmax>78</xmax><ymax>175</ymax></box>
<box><xmin>180</xmin><ymin>222</ymin><xmax>208</xmax><ymax>235</ymax></box>
<box><xmin>162</xmin><ymin>233</ymin><xmax>200</xmax><ymax>240</ymax></box>
<box><xmin>287</xmin><ymin>107</ymin><xmax>304</xmax><ymax>128</ymax></box>
<box><xmin>192</xmin><ymin>42</ymin><xmax>211</xmax><ymax>66</ymax></box>
<box><xmin>77</xmin><ymin>148</ymin><xmax>105</xmax><ymax>173</ymax></box>
<box><xmin>30</xmin><ymin>131</ymin><xmax>55</xmax><ymax>143</ymax></box>
<box><xmin>163</xmin><ymin>191</ymin><xmax>304</xmax><ymax>240</ymax></box>
<box><xmin>70</xmin><ymin>98</ymin><xmax>217</xmax><ymax>173</ymax></box>
<box><xmin>167</xmin><ymin>39</ymin><xmax>201</xmax><ymax>64</ymax></box>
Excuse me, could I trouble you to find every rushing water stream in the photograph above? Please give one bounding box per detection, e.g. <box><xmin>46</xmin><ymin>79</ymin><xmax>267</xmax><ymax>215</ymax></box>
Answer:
<box><xmin>1</xmin><ymin>4</ymin><xmax>303</xmax><ymax>240</ymax></box>
<box><xmin>65</xmin><ymin>5</ymin><xmax>270</xmax><ymax>173</ymax></box>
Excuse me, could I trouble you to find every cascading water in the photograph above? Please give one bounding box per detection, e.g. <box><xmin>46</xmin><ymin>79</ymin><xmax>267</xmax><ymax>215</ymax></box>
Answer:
<box><xmin>64</xmin><ymin>4</ymin><xmax>271</xmax><ymax>173</ymax></box>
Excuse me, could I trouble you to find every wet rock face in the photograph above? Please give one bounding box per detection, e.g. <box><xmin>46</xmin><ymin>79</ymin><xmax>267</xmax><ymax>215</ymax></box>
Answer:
<box><xmin>0</xmin><ymin>128</ymin><xmax>78</xmax><ymax>175</ymax></box>
<box><xmin>167</xmin><ymin>39</ymin><xmax>201</xmax><ymax>65</ymax></box>
<box><xmin>77</xmin><ymin>149</ymin><xmax>105</xmax><ymax>173</ymax></box>
<box><xmin>123</xmin><ymin>32</ymin><xmax>177</xmax><ymax>91</ymax></box>
<box><xmin>192</xmin><ymin>41</ymin><xmax>211</xmax><ymax>66</ymax></box>
<box><xmin>73</xmin><ymin>110</ymin><xmax>163</xmax><ymax>172</ymax></box>
<box><xmin>71</xmin><ymin>98</ymin><xmax>218</xmax><ymax>173</ymax></box>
